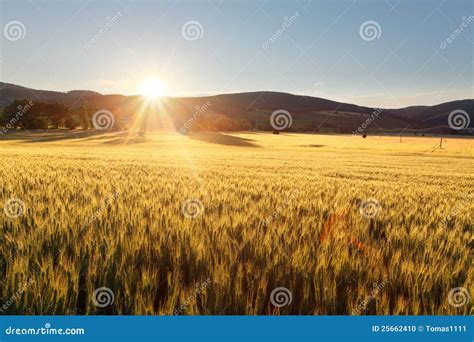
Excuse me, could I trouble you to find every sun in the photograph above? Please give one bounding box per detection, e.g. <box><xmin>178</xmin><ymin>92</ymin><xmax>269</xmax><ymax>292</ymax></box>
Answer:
<box><xmin>140</xmin><ymin>78</ymin><xmax>165</xmax><ymax>99</ymax></box>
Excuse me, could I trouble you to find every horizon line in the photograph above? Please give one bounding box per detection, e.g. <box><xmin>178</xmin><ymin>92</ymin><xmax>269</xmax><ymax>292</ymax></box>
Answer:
<box><xmin>1</xmin><ymin>81</ymin><xmax>472</xmax><ymax>110</ymax></box>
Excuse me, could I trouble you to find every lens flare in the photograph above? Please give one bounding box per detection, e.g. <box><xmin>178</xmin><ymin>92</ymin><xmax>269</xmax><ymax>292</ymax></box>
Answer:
<box><xmin>140</xmin><ymin>79</ymin><xmax>165</xmax><ymax>99</ymax></box>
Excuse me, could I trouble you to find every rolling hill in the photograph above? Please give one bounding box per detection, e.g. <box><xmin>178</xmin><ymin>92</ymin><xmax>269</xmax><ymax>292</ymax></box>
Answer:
<box><xmin>1</xmin><ymin>82</ymin><xmax>472</xmax><ymax>134</ymax></box>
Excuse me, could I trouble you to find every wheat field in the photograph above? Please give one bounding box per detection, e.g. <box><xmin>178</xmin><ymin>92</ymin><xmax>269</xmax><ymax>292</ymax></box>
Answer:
<box><xmin>0</xmin><ymin>131</ymin><xmax>472</xmax><ymax>315</ymax></box>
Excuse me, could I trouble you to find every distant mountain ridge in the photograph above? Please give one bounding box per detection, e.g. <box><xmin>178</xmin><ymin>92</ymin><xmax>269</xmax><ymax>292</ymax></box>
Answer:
<box><xmin>0</xmin><ymin>82</ymin><xmax>103</xmax><ymax>104</ymax></box>
<box><xmin>1</xmin><ymin>82</ymin><xmax>472</xmax><ymax>134</ymax></box>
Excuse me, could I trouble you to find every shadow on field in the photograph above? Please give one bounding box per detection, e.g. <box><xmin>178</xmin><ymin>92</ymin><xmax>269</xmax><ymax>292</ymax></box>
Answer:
<box><xmin>300</xmin><ymin>144</ymin><xmax>326</xmax><ymax>148</ymax></box>
<box><xmin>102</xmin><ymin>136</ymin><xmax>152</xmax><ymax>144</ymax></box>
<box><xmin>0</xmin><ymin>130</ymin><xmax>114</xmax><ymax>143</ymax></box>
<box><xmin>17</xmin><ymin>130</ymin><xmax>152</xmax><ymax>144</ymax></box>
<box><xmin>187</xmin><ymin>132</ymin><xmax>259</xmax><ymax>147</ymax></box>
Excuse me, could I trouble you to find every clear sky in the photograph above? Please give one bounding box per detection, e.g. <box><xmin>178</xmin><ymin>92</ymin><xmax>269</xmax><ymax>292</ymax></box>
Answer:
<box><xmin>1</xmin><ymin>0</ymin><xmax>472</xmax><ymax>108</ymax></box>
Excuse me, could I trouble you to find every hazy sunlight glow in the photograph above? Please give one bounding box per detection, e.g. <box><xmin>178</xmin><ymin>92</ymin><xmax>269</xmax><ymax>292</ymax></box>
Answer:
<box><xmin>140</xmin><ymin>79</ymin><xmax>165</xmax><ymax>99</ymax></box>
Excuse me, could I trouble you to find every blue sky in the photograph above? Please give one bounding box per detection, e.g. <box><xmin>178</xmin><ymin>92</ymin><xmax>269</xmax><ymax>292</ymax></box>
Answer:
<box><xmin>1</xmin><ymin>0</ymin><xmax>472</xmax><ymax>107</ymax></box>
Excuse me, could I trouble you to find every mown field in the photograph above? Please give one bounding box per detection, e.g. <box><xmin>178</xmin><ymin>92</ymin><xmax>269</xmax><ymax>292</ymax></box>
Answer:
<box><xmin>0</xmin><ymin>131</ymin><xmax>472</xmax><ymax>315</ymax></box>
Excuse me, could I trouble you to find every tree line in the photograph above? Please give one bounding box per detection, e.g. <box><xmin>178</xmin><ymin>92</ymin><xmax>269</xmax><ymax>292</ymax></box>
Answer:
<box><xmin>0</xmin><ymin>99</ymin><xmax>254</xmax><ymax>132</ymax></box>
<box><xmin>0</xmin><ymin>100</ymin><xmax>101</xmax><ymax>130</ymax></box>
